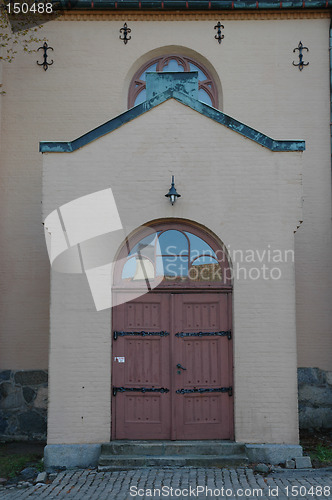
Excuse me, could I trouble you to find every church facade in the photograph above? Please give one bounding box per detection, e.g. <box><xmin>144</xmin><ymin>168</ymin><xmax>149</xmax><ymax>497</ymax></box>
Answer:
<box><xmin>0</xmin><ymin>1</ymin><xmax>331</xmax><ymax>467</ymax></box>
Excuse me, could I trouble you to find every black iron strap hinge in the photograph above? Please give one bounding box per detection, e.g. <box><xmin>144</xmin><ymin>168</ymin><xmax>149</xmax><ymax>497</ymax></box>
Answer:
<box><xmin>175</xmin><ymin>330</ymin><xmax>232</xmax><ymax>340</ymax></box>
<box><xmin>113</xmin><ymin>331</ymin><xmax>169</xmax><ymax>341</ymax></box>
<box><xmin>176</xmin><ymin>387</ymin><xmax>233</xmax><ymax>397</ymax></box>
<box><xmin>113</xmin><ymin>387</ymin><xmax>169</xmax><ymax>397</ymax></box>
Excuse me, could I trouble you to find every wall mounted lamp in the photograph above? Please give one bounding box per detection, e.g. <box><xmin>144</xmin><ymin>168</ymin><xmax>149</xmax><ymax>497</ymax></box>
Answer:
<box><xmin>165</xmin><ymin>176</ymin><xmax>181</xmax><ymax>205</ymax></box>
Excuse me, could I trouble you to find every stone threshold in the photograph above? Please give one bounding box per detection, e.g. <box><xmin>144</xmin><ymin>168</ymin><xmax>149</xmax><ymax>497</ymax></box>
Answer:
<box><xmin>44</xmin><ymin>441</ymin><xmax>303</xmax><ymax>470</ymax></box>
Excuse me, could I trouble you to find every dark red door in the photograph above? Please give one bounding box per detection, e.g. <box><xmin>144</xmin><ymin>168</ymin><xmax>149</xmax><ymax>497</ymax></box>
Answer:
<box><xmin>172</xmin><ymin>293</ymin><xmax>233</xmax><ymax>440</ymax></box>
<box><xmin>112</xmin><ymin>292</ymin><xmax>233</xmax><ymax>440</ymax></box>
<box><xmin>112</xmin><ymin>293</ymin><xmax>171</xmax><ymax>439</ymax></box>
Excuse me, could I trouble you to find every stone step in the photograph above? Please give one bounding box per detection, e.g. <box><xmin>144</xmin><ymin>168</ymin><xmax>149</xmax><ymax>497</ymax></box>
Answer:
<box><xmin>98</xmin><ymin>454</ymin><xmax>248</xmax><ymax>471</ymax></box>
<box><xmin>100</xmin><ymin>441</ymin><xmax>245</xmax><ymax>457</ymax></box>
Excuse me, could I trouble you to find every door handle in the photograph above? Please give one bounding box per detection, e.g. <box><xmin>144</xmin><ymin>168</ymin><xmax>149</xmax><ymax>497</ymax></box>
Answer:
<box><xmin>176</xmin><ymin>364</ymin><xmax>187</xmax><ymax>371</ymax></box>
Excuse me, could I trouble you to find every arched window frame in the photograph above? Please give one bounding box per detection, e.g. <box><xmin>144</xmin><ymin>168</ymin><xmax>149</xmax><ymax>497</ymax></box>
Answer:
<box><xmin>128</xmin><ymin>54</ymin><xmax>219</xmax><ymax>109</ymax></box>
<box><xmin>113</xmin><ymin>221</ymin><xmax>232</xmax><ymax>290</ymax></box>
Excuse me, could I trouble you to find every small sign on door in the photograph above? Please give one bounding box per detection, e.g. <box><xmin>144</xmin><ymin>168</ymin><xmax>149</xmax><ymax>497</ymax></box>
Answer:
<box><xmin>114</xmin><ymin>356</ymin><xmax>125</xmax><ymax>363</ymax></box>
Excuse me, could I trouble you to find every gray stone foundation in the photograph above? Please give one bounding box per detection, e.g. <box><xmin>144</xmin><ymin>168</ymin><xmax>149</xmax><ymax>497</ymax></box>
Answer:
<box><xmin>1</xmin><ymin>367</ymin><xmax>331</xmax><ymax>442</ymax></box>
<box><xmin>298</xmin><ymin>367</ymin><xmax>332</xmax><ymax>430</ymax></box>
<box><xmin>0</xmin><ymin>370</ymin><xmax>48</xmax><ymax>441</ymax></box>
<box><xmin>44</xmin><ymin>444</ymin><xmax>102</xmax><ymax>469</ymax></box>
<box><xmin>245</xmin><ymin>444</ymin><xmax>303</xmax><ymax>465</ymax></box>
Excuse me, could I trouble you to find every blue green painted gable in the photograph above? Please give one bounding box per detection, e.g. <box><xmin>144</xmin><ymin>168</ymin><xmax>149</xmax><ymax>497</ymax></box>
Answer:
<box><xmin>40</xmin><ymin>72</ymin><xmax>305</xmax><ymax>153</ymax></box>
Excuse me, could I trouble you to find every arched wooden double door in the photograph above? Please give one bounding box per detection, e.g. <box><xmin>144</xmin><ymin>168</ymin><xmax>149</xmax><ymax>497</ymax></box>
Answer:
<box><xmin>111</xmin><ymin>221</ymin><xmax>233</xmax><ymax>440</ymax></box>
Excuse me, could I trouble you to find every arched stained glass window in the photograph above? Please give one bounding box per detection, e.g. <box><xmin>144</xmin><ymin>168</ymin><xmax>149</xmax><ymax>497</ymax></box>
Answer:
<box><xmin>128</xmin><ymin>55</ymin><xmax>219</xmax><ymax>109</ymax></box>
<box><xmin>121</xmin><ymin>229</ymin><xmax>224</xmax><ymax>283</ymax></box>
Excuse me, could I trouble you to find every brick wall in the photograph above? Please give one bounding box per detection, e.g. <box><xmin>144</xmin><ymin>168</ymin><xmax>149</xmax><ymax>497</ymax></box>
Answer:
<box><xmin>1</xmin><ymin>16</ymin><xmax>330</xmax><ymax>372</ymax></box>
<box><xmin>0</xmin><ymin>13</ymin><xmax>330</xmax><ymax>443</ymax></box>
<box><xmin>43</xmin><ymin>99</ymin><xmax>302</xmax><ymax>444</ymax></box>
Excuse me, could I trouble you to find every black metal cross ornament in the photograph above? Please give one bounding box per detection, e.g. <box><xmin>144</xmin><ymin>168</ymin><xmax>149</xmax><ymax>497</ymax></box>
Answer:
<box><xmin>214</xmin><ymin>22</ymin><xmax>224</xmax><ymax>44</ymax></box>
<box><xmin>293</xmin><ymin>41</ymin><xmax>309</xmax><ymax>71</ymax></box>
<box><xmin>37</xmin><ymin>42</ymin><xmax>54</xmax><ymax>71</ymax></box>
<box><xmin>119</xmin><ymin>23</ymin><xmax>131</xmax><ymax>45</ymax></box>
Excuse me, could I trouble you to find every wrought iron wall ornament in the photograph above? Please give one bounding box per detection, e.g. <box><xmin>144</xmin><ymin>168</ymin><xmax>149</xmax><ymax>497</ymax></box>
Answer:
<box><xmin>37</xmin><ymin>42</ymin><xmax>54</xmax><ymax>71</ymax></box>
<box><xmin>293</xmin><ymin>41</ymin><xmax>309</xmax><ymax>71</ymax></box>
<box><xmin>119</xmin><ymin>23</ymin><xmax>131</xmax><ymax>44</ymax></box>
<box><xmin>214</xmin><ymin>21</ymin><xmax>224</xmax><ymax>44</ymax></box>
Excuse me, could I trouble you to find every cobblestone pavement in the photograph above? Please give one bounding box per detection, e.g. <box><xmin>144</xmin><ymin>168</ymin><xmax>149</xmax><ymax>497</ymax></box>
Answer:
<box><xmin>1</xmin><ymin>467</ymin><xmax>332</xmax><ymax>500</ymax></box>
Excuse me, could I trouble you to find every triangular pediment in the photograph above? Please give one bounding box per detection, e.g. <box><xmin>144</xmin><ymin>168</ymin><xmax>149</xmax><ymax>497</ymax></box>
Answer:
<box><xmin>40</xmin><ymin>72</ymin><xmax>305</xmax><ymax>154</ymax></box>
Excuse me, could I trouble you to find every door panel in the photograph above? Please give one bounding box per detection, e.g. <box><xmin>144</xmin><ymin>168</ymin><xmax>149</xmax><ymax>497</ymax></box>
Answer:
<box><xmin>173</xmin><ymin>294</ymin><xmax>233</xmax><ymax>439</ymax></box>
<box><xmin>112</xmin><ymin>294</ymin><xmax>171</xmax><ymax>439</ymax></box>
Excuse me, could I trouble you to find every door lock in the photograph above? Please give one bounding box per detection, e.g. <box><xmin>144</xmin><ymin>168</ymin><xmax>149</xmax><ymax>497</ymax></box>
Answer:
<box><xmin>176</xmin><ymin>363</ymin><xmax>187</xmax><ymax>374</ymax></box>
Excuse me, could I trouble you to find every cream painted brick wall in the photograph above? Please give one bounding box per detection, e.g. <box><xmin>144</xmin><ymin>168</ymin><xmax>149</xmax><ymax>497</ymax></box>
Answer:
<box><xmin>47</xmin><ymin>274</ymin><xmax>111</xmax><ymax>444</ymax></box>
<box><xmin>1</xmin><ymin>16</ymin><xmax>331</xmax><ymax>375</ymax></box>
<box><xmin>44</xmin><ymin>100</ymin><xmax>302</xmax><ymax>444</ymax></box>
